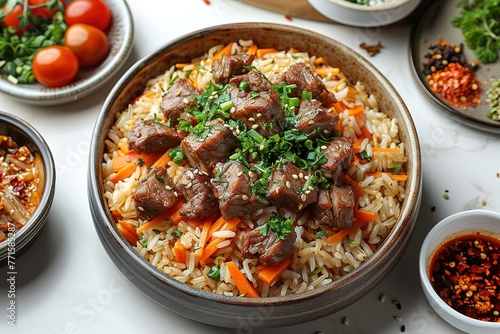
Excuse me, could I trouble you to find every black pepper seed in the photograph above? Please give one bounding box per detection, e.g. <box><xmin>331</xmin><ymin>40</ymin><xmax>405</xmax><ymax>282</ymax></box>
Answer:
<box><xmin>431</xmin><ymin>206</ymin><xmax>436</xmax><ymax>212</ymax></box>
<box><xmin>400</xmin><ymin>324</ymin><xmax>406</xmax><ymax>332</ymax></box>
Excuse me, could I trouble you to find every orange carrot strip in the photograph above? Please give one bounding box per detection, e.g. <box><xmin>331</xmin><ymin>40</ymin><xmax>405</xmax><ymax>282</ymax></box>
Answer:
<box><xmin>175</xmin><ymin>62</ymin><xmax>200</xmax><ymax>69</ymax></box>
<box><xmin>348</xmin><ymin>105</ymin><xmax>364</xmax><ymax>117</ymax></box>
<box><xmin>226</xmin><ymin>261</ymin><xmax>260</xmax><ymax>298</ymax></box>
<box><xmin>151</xmin><ymin>149</ymin><xmax>173</xmax><ymax>168</ymax></box>
<box><xmin>344</xmin><ymin>174</ymin><xmax>364</xmax><ymax>198</ymax></box>
<box><xmin>137</xmin><ymin>151</ymin><xmax>164</xmax><ymax>168</ymax></box>
<box><xmin>371</xmin><ymin>171</ymin><xmax>408</xmax><ymax>182</ymax></box>
<box><xmin>194</xmin><ymin>215</ymin><xmax>216</xmax><ymax>258</ymax></box>
<box><xmin>327</xmin><ymin>219</ymin><xmax>370</xmax><ymax>244</ymax></box>
<box><xmin>314</xmin><ymin>67</ymin><xmax>340</xmax><ymax>77</ymax></box>
<box><xmin>256</xmin><ymin>48</ymin><xmax>278</xmax><ymax>58</ymax></box>
<box><xmin>360</xmin><ymin>125</ymin><xmax>372</xmax><ymax>141</ymax></box>
<box><xmin>199</xmin><ymin>237</ymin><xmax>225</xmax><ymax>263</ymax></box>
<box><xmin>117</xmin><ymin>223</ymin><xmax>138</xmax><ymax>246</ymax></box>
<box><xmin>246</xmin><ymin>44</ymin><xmax>258</xmax><ymax>55</ymax></box>
<box><xmin>112</xmin><ymin>151</ymin><xmax>139</xmax><ymax>172</ymax></box>
<box><xmin>352</xmin><ymin>136</ymin><xmax>364</xmax><ymax>153</ymax></box>
<box><xmin>111</xmin><ymin>210</ymin><xmax>122</xmax><ymax>220</ymax></box>
<box><xmin>174</xmin><ymin>240</ymin><xmax>187</xmax><ymax>264</ymax></box>
<box><xmin>354</xmin><ymin>209</ymin><xmax>376</xmax><ymax>222</ymax></box>
<box><xmin>313</xmin><ymin>57</ymin><xmax>328</xmax><ymax>66</ymax></box>
<box><xmin>331</xmin><ymin>78</ymin><xmax>347</xmax><ymax>92</ymax></box>
<box><xmin>110</xmin><ymin>162</ymin><xmax>137</xmax><ymax>183</ymax></box>
<box><xmin>212</xmin><ymin>42</ymin><xmax>234</xmax><ymax>60</ymax></box>
<box><xmin>119</xmin><ymin>141</ymin><xmax>132</xmax><ymax>154</ymax></box>
<box><xmin>136</xmin><ymin>198</ymin><xmax>185</xmax><ymax>235</ymax></box>
<box><xmin>257</xmin><ymin>256</ymin><xmax>292</xmax><ymax>286</ymax></box>
<box><xmin>118</xmin><ymin>219</ymin><xmax>136</xmax><ymax>236</ymax></box>
<box><xmin>372</xmin><ymin>147</ymin><xmax>401</xmax><ymax>153</ymax></box>
<box><xmin>170</xmin><ymin>210</ymin><xmax>188</xmax><ymax>225</ymax></box>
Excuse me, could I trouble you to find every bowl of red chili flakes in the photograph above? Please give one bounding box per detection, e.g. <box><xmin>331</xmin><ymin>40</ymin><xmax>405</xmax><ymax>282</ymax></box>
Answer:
<box><xmin>419</xmin><ymin>209</ymin><xmax>500</xmax><ymax>334</ymax></box>
<box><xmin>0</xmin><ymin>111</ymin><xmax>56</xmax><ymax>267</ymax></box>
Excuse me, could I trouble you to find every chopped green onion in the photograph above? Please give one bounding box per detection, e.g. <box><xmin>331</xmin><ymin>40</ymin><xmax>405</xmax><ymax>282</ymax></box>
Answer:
<box><xmin>207</xmin><ymin>265</ymin><xmax>221</xmax><ymax>280</ymax></box>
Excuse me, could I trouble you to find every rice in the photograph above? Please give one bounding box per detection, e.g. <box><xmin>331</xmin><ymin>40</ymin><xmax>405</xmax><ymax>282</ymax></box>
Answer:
<box><xmin>102</xmin><ymin>40</ymin><xmax>407</xmax><ymax>297</ymax></box>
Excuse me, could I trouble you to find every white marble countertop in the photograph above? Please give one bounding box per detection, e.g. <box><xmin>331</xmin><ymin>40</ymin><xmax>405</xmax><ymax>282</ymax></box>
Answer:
<box><xmin>1</xmin><ymin>1</ymin><xmax>499</xmax><ymax>333</ymax></box>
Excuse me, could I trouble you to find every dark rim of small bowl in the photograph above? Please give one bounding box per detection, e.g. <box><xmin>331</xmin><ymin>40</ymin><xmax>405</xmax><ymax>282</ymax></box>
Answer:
<box><xmin>89</xmin><ymin>22</ymin><xmax>421</xmax><ymax>307</ymax></box>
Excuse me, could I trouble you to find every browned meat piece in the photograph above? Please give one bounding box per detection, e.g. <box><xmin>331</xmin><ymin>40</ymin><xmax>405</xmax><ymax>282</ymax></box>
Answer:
<box><xmin>175</xmin><ymin>168</ymin><xmax>219</xmax><ymax>219</ymax></box>
<box><xmin>229</xmin><ymin>70</ymin><xmax>273</xmax><ymax>92</ymax></box>
<box><xmin>280</xmin><ymin>63</ymin><xmax>336</xmax><ymax>107</ymax></box>
<box><xmin>320</xmin><ymin>136</ymin><xmax>353</xmax><ymax>185</ymax></box>
<box><xmin>240</xmin><ymin>229</ymin><xmax>296</xmax><ymax>265</ymax></box>
<box><xmin>296</xmin><ymin>99</ymin><xmax>339</xmax><ymax>140</ymax></box>
<box><xmin>267</xmin><ymin>162</ymin><xmax>318</xmax><ymax>212</ymax></box>
<box><xmin>127</xmin><ymin>118</ymin><xmax>183</xmax><ymax>154</ymax></box>
<box><xmin>160</xmin><ymin>78</ymin><xmax>199</xmax><ymax>125</ymax></box>
<box><xmin>330</xmin><ymin>185</ymin><xmax>355</xmax><ymax>229</ymax></box>
<box><xmin>311</xmin><ymin>189</ymin><xmax>334</xmax><ymax>226</ymax></box>
<box><xmin>211</xmin><ymin>161</ymin><xmax>267</xmax><ymax>220</ymax></box>
<box><xmin>228</xmin><ymin>85</ymin><xmax>284</xmax><ymax>137</ymax></box>
<box><xmin>0</xmin><ymin>211</ymin><xmax>14</xmax><ymax>233</ymax></box>
<box><xmin>133</xmin><ymin>166</ymin><xmax>178</xmax><ymax>221</ymax></box>
<box><xmin>180</xmin><ymin>119</ymin><xmax>239</xmax><ymax>176</ymax></box>
<box><xmin>212</xmin><ymin>54</ymin><xmax>254</xmax><ymax>84</ymax></box>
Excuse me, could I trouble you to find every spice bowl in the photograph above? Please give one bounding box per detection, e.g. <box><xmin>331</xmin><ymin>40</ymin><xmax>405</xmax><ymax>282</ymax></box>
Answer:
<box><xmin>419</xmin><ymin>209</ymin><xmax>500</xmax><ymax>334</ymax></box>
<box><xmin>0</xmin><ymin>111</ymin><xmax>56</xmax><ymax>266</ymax></box>
<box><xmin>307</xmin><ymin>0</ymin><xmax>422</xmax><ymax>27</ymax></box>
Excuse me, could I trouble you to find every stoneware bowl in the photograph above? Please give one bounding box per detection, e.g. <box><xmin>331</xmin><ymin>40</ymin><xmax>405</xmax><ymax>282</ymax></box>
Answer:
<box><xmin>0</xmin><ymin>111</ymin><xmax>56</xmax><ymax>266</ymax></box>
<box><xmin>419</xmin><ymin>209</ymin><xmax>500</xmax><ymax>334</ymax></box>
<box><xmin>307</xmin><ymin>0</ymin><xmax>422</xmax><ymax>27</ymax></box>
<box><xmin>0</xmin><ymin>0</ymin><xmax>134</xmax><ymax>105</ymax></box>
<box><xmin>88</xmin><ymin>22</ymin><xmax>422</xmax><ymax>328</ymax></box>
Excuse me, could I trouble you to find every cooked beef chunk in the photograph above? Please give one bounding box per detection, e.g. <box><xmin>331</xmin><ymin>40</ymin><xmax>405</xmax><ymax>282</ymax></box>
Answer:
<box><xmin>180</xmin><ymin>119</ymin><xmax>239</xmax><ymax>176</ymax></box>
<box><xmin>280</xmin><ymin>63</ymin><xmax>336</xmax><ymax>107</ymax></box>
<box><xmin>228</xmin><ymin>85</ymin><xmax>284</xmax><ymax>137</ymax></box>
<box><xmin>211</xmin><ymin>161</ymin><xmax>267</xmax><ymax>220</ymax></box>
<box><xmin>212</xmin><ymin>54</ymin><xmax>254</xmax><ymax>84</ymax></box>
<box><xmin>127</xmin><ymin>118</ymin><xmax>183</xmax><ymax>154</ymax></box>
<box><xmin>175</xmin><ymin>168</ymin><xmax>219</xmax><ymax>219</ymax></box>
<box><xmin>320</xmin><ymin>136</ymin><xmax>353</xmax><ymax>185</ymax></box>
<box><xmin>160</xmin><ymin>78</ymin><xmax>198</xmax><ymax>125</ymax></box>
<box><xmin>296</xmin><ymin>99</ymin><xmax>339</xmax><ymax>140</ymax></box>
<box><xmin>267</xmin><ymin>162</ymin><xmax>318</xmax><ymax>212</ymax></box>
<box><xmin>229</xmin><ymin>70</ymin><xmax>273</xmax><ymax>92</ymax></box>
<box><xmin>240</xmin><ymin>229</ymin><xmax>296</xmax><ymax>265</ymax></box>
<box><xmin>330</xmin><ymin>185</ymin><xmax>355</xmax><ymax>229</ymax></box>
<box><xmin>311</xmin><ymin>189</ymin><xmax>334</xmax><ymax>226</ymax></box>
<box><xmin>133</xmin><ymin>166</ymin><xmax>178</xmax><ymax>221</ymax></box>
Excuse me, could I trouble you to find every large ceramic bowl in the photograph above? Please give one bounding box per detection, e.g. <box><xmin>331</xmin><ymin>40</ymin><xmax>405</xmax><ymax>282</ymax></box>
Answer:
<box><xmin>88</xmin><ymin>23</ymin><xmax>422</xmax><ymax>328</ymax></box>
<box><xmin>0</xmin><ymin>0</ymin><xmax>134</xmax><ymax>105</ymax></box>
<box><xmin>0</xmin><ymin>111</ymin><xmax>56</xmax><ymax>266</ymax></box>
<box><xmin>419</xmin><ymin>209</ymin><xmax>500</xmax><ymax>334</ymax></box>
<box><xmin>307</xmin><ymin>0</ymin><xmax>422</xmax><ymax>27</ymax></box>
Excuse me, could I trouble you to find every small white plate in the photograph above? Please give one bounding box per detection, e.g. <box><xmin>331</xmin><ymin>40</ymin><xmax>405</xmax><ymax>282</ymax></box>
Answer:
<box><xmin>0</xmin><ymin>0</ymin><xmax>134</xmax><ymax>105</ymax></box>
<box><xmin>307</xmin><ymin>0</ymin><xmax>421</xmax><ymax>27</ymax></box>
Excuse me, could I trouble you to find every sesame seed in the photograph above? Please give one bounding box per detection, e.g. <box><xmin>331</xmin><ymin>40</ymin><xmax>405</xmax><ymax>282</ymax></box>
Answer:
<box><xmin>175</xmin><ymin>89</ymin><xmax>182</xmax><ymax>96</ymax></box>
<box><xmin>305</xmin><ymin>190</ymin><xmax>310</xmax><ymax>195</ymax></box>
<box><xmin>237</xmin><ymin>171</ymin><xmax>243</xmax><ymax>176</ymax></box>
<box><xmin>248</xmin><ymin>171</ymin><xmax>254</xmax><ymax>177</ymax></box>
<box><xmin>304</xmin><ymin>175</ymin><xmax>309</xmax><ymax>180</ymax></box>
<box><xmin>248</xmin><ymin>117</ymin><xmax>255</xmax><ymax>122</ymax></box>
<box><xmin>165</xmin><ymin>185</ymin><xmax>172</xmax><ymax>191</ymax></box>
<box><xmin>301</xmin><ymin>194</ymin><xmax>307</xmax><ymax>202</ymax></box>
<box><xmin>321</xmin><ymin>145</ymin><xmax>327</xmax><ymax>150</ymax></box>
<box><xmin>308</xmin><ymin>120</ymin><xmax>315</xmax><ymax>125</ymax></box>
<box><xmin>256</xmin><ymin>113</ymin><xmax>262</xmax><ymax>118</ymax></box>
<box><xmin>242</xmin><ymin>194</ymin><xmax>249</xmax><ymax>201</ymax></box>
<box><xmin>299</xmin><ymin>173</ymin><xmax>304</xmax><ymax>179</ymax></box>
<box><xmin>186</xmin><ymin>182</ymin><xmax>193</xmax><ymax>189</ymax></box>
<box><xmin>394</xmin><ymin>316</ymin><xmax>402</xmax><ymax>322</ymax></box>
<box><xmin>342</xmin><ymin>317</ymin><xmax>349</xmax><ymax>325</ymax></box>
<box><xmin>308</xmin><ymin>186</ymin><xmax>314</xmax><ymax>191</ymax></box>
<box><xmin>251</xmin><ymin>124</ymin><xmax>259</xmax><ymax>129</ymax></box>
<box><xmin>285</xmin><ymin>181</ymin><xmax>291</xmax><ymax>188</ymax></box>
<box><xmin>292</xmin><ymin>174</ymin><xmax>298</xmax><ymax>179</ymax></box>
<box><xmin>378</xmin><ymin>294</ymin><xmax>386</xmax><ymax>303</ymax></box>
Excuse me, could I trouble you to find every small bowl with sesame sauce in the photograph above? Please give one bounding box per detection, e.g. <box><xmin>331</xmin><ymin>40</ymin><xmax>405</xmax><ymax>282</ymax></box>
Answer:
<box><xmin>0</xmin><ymin>111</ymin><xmax>56</xmax><ymax>266</ymax></box>
<box><xmin>419</xmin><ymin>209</ymin><xmax>500</xmax><ymax>334</ymax></box>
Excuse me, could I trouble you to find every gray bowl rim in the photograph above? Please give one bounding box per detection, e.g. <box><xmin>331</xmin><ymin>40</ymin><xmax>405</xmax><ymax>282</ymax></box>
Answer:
<box><xmin>88</xmin><ymin>22</ymin><xmax>422</xmax><ymax>309</ymax></box>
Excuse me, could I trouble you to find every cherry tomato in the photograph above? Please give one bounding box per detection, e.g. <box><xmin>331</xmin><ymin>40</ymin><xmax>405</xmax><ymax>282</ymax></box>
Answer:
<box><xmin>28</xmin><ymin>0</ymin><xmax>58</xmax><ymax>19</ymax></box>
<box><xmin>64</xmin><ymin>23</ymin><xmax>109</xmax><ymax>67</ymax></box>
<box><xmin>32</xmin><ymin>46</ymin><xmax>79</xmax><ymax>87</ymax></box>
<box><xmin>65</xmin><ymin>0</ymin><xmax>111</xmax><ymax>31</ymax></box>
<box><xmin>2</xmin><ymin>4</ymin><xmax>27</xmax><ymax>34</ymax></box>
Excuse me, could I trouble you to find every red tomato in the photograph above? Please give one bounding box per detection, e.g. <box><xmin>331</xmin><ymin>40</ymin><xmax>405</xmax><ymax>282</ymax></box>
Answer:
<box><xmin>2</xmin><ymin>4</ymin><xmax>27</xmax><ymax>34</ymax></box>
<box><xmin>28</xmin><ymin>0</ymin><xmax>58</xmax><ymax>19</ymax></box>
<box><xmin>32</xmin><ymin>46</ymin><xmax>79</xmax><ymax>87</ymax></box>
<box><xmin>64</xmin><ymin>23</ymin><xmax>109</xmax><ymax>67</ymax></box>
<box><xmin>65</xmin><ymin>0</ymin><xmax>111</xmax><ymax>31</ymax></box>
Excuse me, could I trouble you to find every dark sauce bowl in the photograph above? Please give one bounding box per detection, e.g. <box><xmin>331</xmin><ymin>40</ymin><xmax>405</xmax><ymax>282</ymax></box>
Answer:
<box><xmin>88</xmin><ymin>23</ymin><xmax>422</xmax><ymax>328</ymax></box>
<box><xmin>0</xmin><ymin>111</ymin><xmax>56</xmax><ymax>266</ymax></box>
<box><xmin>419</xmin><ymin>209</ymin><xmax>500</xmax><ymax>334</ymax></box>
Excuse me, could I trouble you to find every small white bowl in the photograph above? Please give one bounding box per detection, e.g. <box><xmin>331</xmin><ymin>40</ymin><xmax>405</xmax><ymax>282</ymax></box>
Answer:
<box><xmin>419</xmin><ymin>209</ymin><xmax>500</xmax><ymax>334</ymax></box>
<box><xmin>307</xmin><ymin>0</ymin><xmax>422</xmax><ymax>27</ymax></box>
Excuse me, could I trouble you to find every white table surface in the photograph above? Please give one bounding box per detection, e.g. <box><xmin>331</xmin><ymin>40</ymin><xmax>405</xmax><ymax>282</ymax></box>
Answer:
<box><xmin>1</xmin><ymin>1</ymin><xmax>499</xmax><ymax>333</ymax></box>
